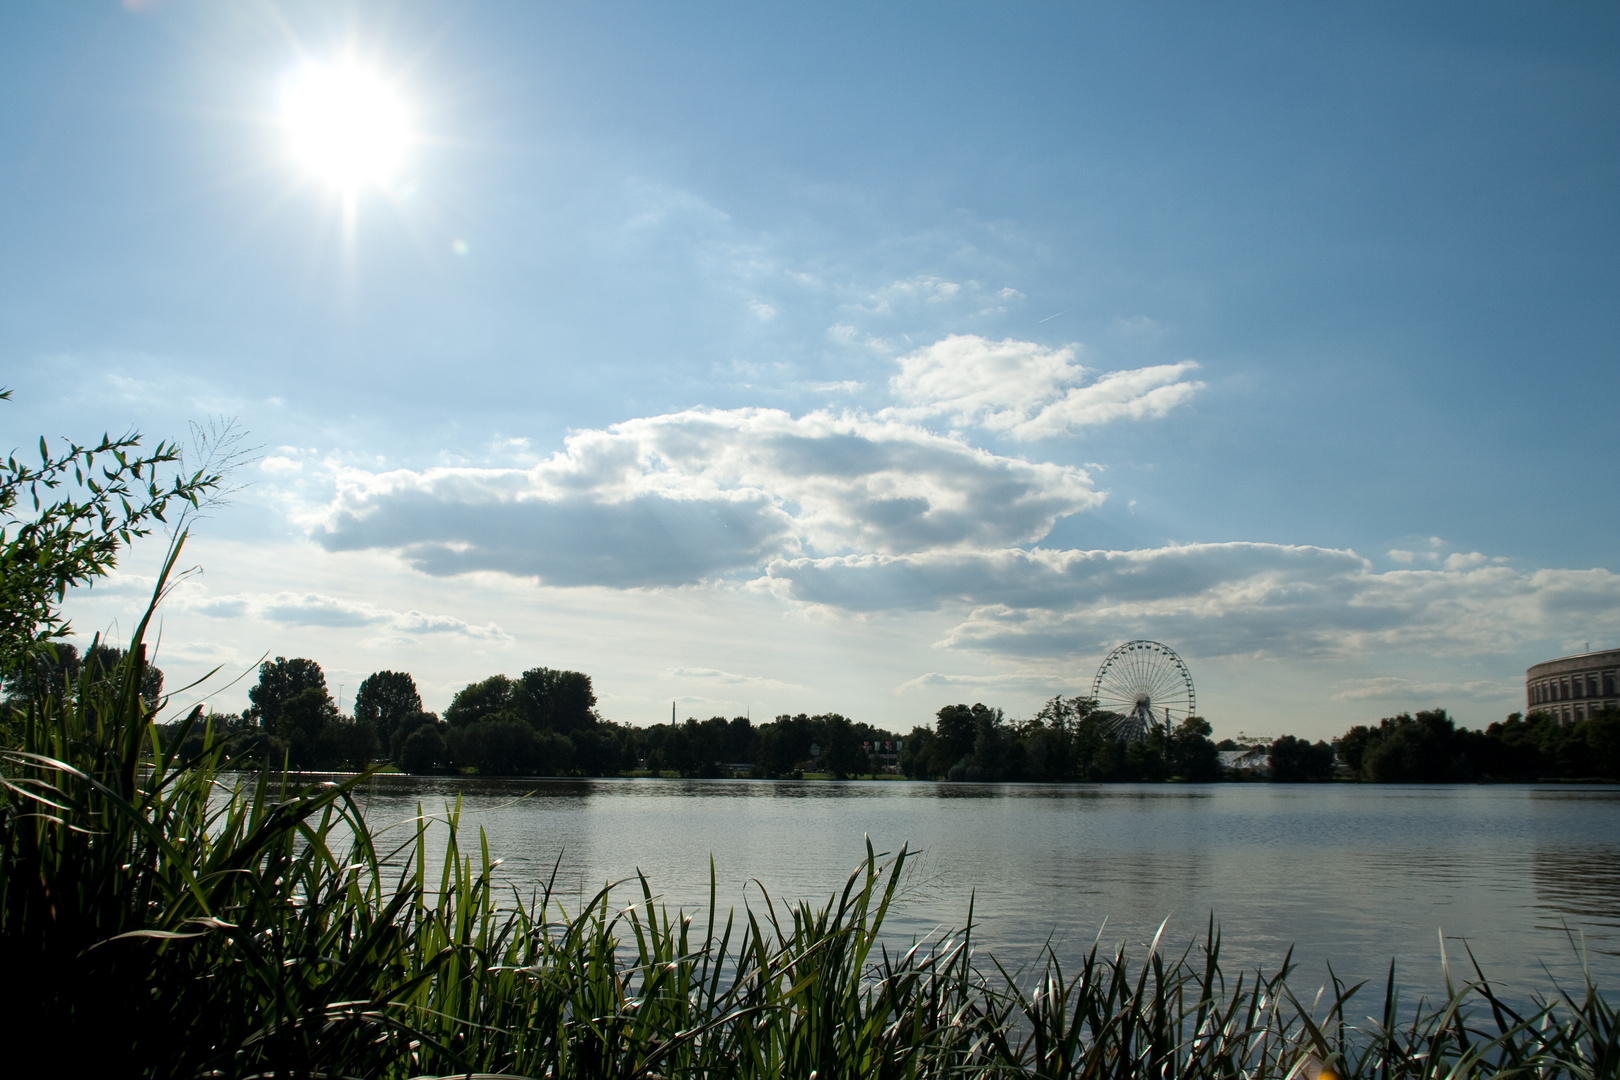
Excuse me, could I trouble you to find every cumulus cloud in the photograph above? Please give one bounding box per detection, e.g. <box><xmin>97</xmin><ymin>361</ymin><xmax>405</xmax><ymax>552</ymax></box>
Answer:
<box><xmin>765</xmin><ymin>543</ymin><xmax>1620</xmax><ymax>661</ymax></box>
<box><xmin>765</xmin><ymin>543</ymin><xmax>1363</xmax><ymax>614</ymax></box>
<box><xmin>261</xmin><ymin>593</ymin><xmax>378</xmax><ymax>628</ymax></box>
<box><xmin>311</xmin><ymin>407</ymin><xmax>1102</xmax><ymax>587</ymax></box>
<box><xmin>260</xmin><ymin>455</ymin><xmax>302</xmax><ymax>475</ymax></box>
<box><xmin>889</xmin><ymin>334</ymin><xmax>1202</xmax><ymax>439</ymax></box>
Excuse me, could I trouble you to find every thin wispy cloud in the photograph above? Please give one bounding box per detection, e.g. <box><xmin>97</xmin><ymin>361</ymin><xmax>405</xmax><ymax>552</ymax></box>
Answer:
<box><xmin>669</xmin><ymin>666</ymin><xmax>808</xmax><ymax>692</ymax></box>
<box><xmin>1331</xmin><ymin>677</ymin><xmax>1519</xmax><ymax>703</ymax></box>
<box><xmin>175</xmin><ymin>589</ymin><xmax>512</xmax><ymax>642</ymax></box>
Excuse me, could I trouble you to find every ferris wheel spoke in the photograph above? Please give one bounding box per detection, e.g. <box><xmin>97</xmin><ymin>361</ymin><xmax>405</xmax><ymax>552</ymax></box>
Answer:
<box><xmin>1088</xmin><ymin>640</ymin><xmax>1194</xmax><ymax>743</ymax></box>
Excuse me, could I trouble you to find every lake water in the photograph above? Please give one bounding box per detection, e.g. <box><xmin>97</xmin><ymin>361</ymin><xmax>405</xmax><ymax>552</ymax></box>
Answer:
<box><xmin>347</xmin><ymin>776</ymin><xmax>1620</xmax><ymax>1000</ymax></box>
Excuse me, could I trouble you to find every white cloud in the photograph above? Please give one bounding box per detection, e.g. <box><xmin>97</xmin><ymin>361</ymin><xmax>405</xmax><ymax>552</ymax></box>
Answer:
<box><xmin>310</xmin><ymin>406</ymin><xmax>1102</xmax><ymax>587</ymax></box>
<box><xmin>669</xmin><ymin>666</ymin><xmax>807</xmax><ymax>692</ymax></box>
<box><xmin>175</xmin><ymin>589</ymin><xmax>511</xmax><ymax>641</ymax></box>
<box><xmin>865</xmin><ymin>275</ymin><xmax>963</xmax><ymax>312</ymax></box>
<box><xmin>766</xmin><ymin>543</ymin><xmax>1364</xmax><ymax>614</ymax></box>
<box><xmin>765</xmin><ymin>543</ymin><xmax>1620</xmax><ymax>661</ymax></box>
<box><xmin>1112</xmin><ymin>314</ymin><xmax>1164</xmax><ymax>336</ymax></box>
<box><xmin>894</xmin><ymin>671</ymin><xmax>1047</xmax><ymax>694</ymax></box>
<box><xmin>889</xmin><ymin>334</ymin><xmax>1202</xmax><ymax>439</ymax></box>
<box><xmin>1330</xmin><ymin>677</ymin><xmax>1518</xmax><ymax>703</ymax></box>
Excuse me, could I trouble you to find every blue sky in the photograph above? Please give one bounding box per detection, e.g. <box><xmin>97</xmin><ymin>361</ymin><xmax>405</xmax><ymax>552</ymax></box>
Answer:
<box><xmin>4</xmin><ymin>1</ymin><xmax>1617</xmax><ymax>738</ymax></box>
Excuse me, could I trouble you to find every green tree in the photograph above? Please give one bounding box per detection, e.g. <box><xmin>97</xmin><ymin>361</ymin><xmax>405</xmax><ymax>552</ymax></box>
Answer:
<box><xmin>390</xmin><ymin>710</ymin><xmax>444</xmax><ymax>764</ymax></box>
<box><xmin>247</xmin><ymin>657</ymin><xmax>328</xmax><ymax>730</ymax></box>
<box><xmin>319</xmin><ymin>716</ymin><xmax>380</xmax><ymax>771</ymax></box>
<box><xmin>1337</xmin><ymin>724</ymin><xmax>1376</xmax><ymax>775</ymax></box>
<box><xmin>3</xmin><ymin>641</ymin><xmax>164</xmax><ymax>716</ymax></box>
<box><xmin>1577</xmin><ymin>707</ymin><xmax>1620</xmax><ymax>779</ymax></box>
<box><xmin>448</xmin><ymin>719</ymin><xmax>538</xmax><ymax>775</ymax></box>
<box><xmin>353</xmin><ymin>670</ymin><xmax>421</xmax><ymax>745</ymax></box>
<box><xmin>275</xmin><ymin>686</ymin><xmax>339</xmax><ymax>769</ymax></box>
<box><xmin>1169</xmin><ymin>716</ymin><xmax>1222</xmax><ymax>781</ymax></box>
<box><xmin>754</xmin><ymin>723</ymin><xmax>795</xmax><ymax>778</ymax></box>
<box><xmin>516</xmin><ymin>667</ymin><xmax>597</xmax><ymax>733</ymax></box>
<box><xmin>2</xmin><ymin>641</ymin><xmax>82</xmax><ymax>707</ymax></box>
<box><xmin>399</xmin><ymin>722</ymin><xmax>448</xmax><ymax>774</ymax></box>
<box><xmin>899</xmin><ymin>726</ymin><xmax>935</xmax><ymax>779</ymax></box>
<box><xmin>1342</xmin><ymin>709</ymin><xmax>1475</xmax><ymax>782</ymax></box>
<box><xmin>1268</xmin><ymin>734</ymin><xmax>1336</xmax><ymax>782</ymax></box>
<box><xmin>572</xmin><ymin>725</ymin><xmax>630</xmax><ymax>776</ymax></box>
<box><xmin>819</xmin><ymin>713</ymin><xmax>864</xmax><ymax>779</ymax></box>
<box><xmin>84</xmin><ymin>643</ymin><xmax>164</xmax><ymax>711</ymax></box>
<box><xmin>930</xmin><ymin>704</ymin><xmax>980</xmax><ymax>778</ymax></box>
<box><xmin>444</xmin><ymin>674</ymin><xmax>517</xmax><ymax>728</ymax></box>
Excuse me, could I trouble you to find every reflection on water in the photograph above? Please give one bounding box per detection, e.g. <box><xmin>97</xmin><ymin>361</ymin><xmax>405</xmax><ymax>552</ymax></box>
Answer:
<box><xmin>1534</xmin><ymin>848</ymin><xmax>1620</xmax><ymax>955</ymax></box>
<box><xmin>344</xmin><ymin>776</ymin><xmax>1620</xmax><ymax>996</ymax></box>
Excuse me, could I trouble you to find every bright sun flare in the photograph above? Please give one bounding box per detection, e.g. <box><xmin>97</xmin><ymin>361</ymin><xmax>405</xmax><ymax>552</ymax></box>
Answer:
<box><xmin>281</xmin><ymin>62</ymin><xmax>410</xmax><ymax>190</ymax></box>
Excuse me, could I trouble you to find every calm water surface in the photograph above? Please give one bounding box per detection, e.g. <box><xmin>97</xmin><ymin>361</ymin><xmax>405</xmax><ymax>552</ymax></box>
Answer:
<box><xmin>348</xmin><ymin>776</ymin><xmax>1620</xmax><ymax>997</ymax></box>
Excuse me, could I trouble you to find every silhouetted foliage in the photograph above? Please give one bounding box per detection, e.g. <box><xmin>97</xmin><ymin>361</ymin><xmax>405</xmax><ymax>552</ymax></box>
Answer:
<box><xmin>0</xmin><ymin>388</ymin><xmax>230</xmax><ymax>675</ymax></box>
<box><xmin>443</xmin><ymin>674</ymin><xmax>516</xmax><ymax>728</ymax></box>
<box><xmin>274</xmin><ymin>686</ymin><xmax>339</xmax><ymax>769</ymax></box>
<box><xmin>1475</xmin><ymin>708</ymin><xmax>1620</xmax><ymax>780</ymax></box>
<box><xmin>901</xmin><ymin>697</ymin><xmax>1220</xmax><ymax>783</ymax></box>
<box><xmin>1334</xmin><ymin>707</ymin><xmax>1620</xmax><ymax>782</ymax></box>
<box><xmin>84</xmin><ymin>643</ymin><xmax>164</xmax><ymax>710</ymax></box>
<box><xmin>352</xmin><ymin>670</ymin><xmax>421</xmax><ymax>745</ymax></box>
<box><xmin>2</xmin><ymin>641</ymin><xmax>81</xmax><ymax>705</ymax></box>
<box><xmin>1170</xmin><ymin>717</ymin><xmax>1223</xmax><ymax>781</ymax></box>
<box><xmin>4</xmin><ymin>640</ymin><xmax>165</xmax><ymax>716</ymax></box>
<box><xmin>1268</xmin><ymin>734</ymin><xmax>1336</xmax><ymax>782</ymax></box>
<box><xmin>246</xmin><ymin>657</ymin><xmax>327</xmax><ymax>730</ymax></box>
<box><xmin>395</xmin><ymin>712</ymin><xmax>448</xmax><ymax>773</ymax></box>
<box><xmin>516</xmin><ymin>666</ymin><xmax>597</xmax><ymax>733</ymax></box>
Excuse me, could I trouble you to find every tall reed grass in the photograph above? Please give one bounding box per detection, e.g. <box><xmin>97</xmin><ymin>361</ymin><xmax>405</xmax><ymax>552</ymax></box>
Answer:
<box><xmin>2</xmin><ymin>540</ymin><xmax>1614</xmax><ymax>1078</ymax></box>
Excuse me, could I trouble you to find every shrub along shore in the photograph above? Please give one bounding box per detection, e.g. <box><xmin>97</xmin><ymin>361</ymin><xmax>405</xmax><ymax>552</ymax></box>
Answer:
<box><xmin>0</xmin><ymin>543</ymin><xmax>1613</xmax><ymax>1077</ymax></box>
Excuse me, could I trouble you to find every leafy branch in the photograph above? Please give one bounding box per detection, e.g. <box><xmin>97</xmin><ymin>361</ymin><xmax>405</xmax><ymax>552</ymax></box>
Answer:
<box><xmin>0</xmin><ymin>388</ymin><xmax>248</xmax><ymax>675</ymax></box>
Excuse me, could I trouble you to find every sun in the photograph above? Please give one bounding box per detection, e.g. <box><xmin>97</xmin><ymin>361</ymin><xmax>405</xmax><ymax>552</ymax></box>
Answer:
<box><xmin>280</xmin><ymin>61</ymin><xmax>410</xmax><ymax>191</ymax></box>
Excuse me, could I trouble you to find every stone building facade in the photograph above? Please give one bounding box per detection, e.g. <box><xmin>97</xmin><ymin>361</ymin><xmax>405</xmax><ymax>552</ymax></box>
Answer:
<box><xmin>1525</xmin><ymin>648</ymin><xmax>1620</xmax><ymax>722</ymax></box>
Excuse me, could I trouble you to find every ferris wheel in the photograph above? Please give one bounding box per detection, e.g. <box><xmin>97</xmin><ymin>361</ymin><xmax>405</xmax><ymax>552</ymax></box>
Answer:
<box><xmin>1090</xmin><ymin>640</ymin><xmax>1196</xmax><ymax>743</ymax></box>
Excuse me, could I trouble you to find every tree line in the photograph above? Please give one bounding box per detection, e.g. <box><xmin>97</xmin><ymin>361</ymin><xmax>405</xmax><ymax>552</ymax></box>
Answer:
<box><xmin>899</xmin><ymin>697</ymin><xmax>1223</xmax><ymax>781</ymax></box>
<box><xmin>897</xmin><ymin>700</ymin><xmax>1620</xmax><ymax>783</ymax></box>
<box><xmin>17</xmin><ymin>648</ymin><xmax>1616</xmax><ymax>783</ymax></box>
<box><xmin>1333</xmin><ymin>707</ymin><xmax>1620</xmax><ymax>782</ymax></box>
<box><xmin>143</xmin><ymin>655</ymin><xmax>909</xmax><ymax>778</ymax></box>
